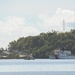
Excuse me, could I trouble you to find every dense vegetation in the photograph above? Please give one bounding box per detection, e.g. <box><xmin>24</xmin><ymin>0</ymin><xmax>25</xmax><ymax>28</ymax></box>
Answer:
<box><xmin>8</xmin><ymin>29</ymin><xmax>75</xmax><ymax>58</ymax></box>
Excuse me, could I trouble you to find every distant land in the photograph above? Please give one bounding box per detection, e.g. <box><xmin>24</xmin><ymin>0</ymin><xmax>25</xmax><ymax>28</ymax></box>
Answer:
<box><xmin>0</xmin><ymin>29</ymin><xmax>75</xmax><ymax>59</ymax></box>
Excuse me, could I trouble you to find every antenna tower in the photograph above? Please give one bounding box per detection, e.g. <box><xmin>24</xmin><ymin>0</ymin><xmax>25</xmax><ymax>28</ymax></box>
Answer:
<box><xmin>63</xmin><ymin>20</ymin><xmax>65</xmax><ymax>31</ymax></box>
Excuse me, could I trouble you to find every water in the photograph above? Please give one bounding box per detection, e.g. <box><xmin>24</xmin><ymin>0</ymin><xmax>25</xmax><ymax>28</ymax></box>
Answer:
<box><xmin>0</xmin><ymin>71</ymin><xmax>75</xmax><ymax>75</ymax></box>
<box><xmin>0</xmin><ymin>59</ymin><xmax>75</xmax><ymax>75</ymax></box>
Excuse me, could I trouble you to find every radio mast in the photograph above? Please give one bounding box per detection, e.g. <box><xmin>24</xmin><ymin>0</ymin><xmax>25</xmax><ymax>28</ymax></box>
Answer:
<box><xmin>63</xmin><ymin>20</ymin><xmax>65</xmax><ymax>32</ymax></box>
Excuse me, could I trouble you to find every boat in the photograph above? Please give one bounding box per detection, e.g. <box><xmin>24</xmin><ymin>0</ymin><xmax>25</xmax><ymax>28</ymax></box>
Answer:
<box><xmin>49</xmin><ymin>49</ymin><xmax>75</xmax><ymax>59</ymax></box>
<box><xmin>25</xmin><ymin>54</ymin><xmax>35</xmax><ymax>60</ymax></box>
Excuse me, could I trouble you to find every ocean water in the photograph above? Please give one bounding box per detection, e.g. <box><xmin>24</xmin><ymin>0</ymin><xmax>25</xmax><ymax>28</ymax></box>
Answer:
<box><xmin>0</xmin><ymin>59</ymin><xmax>75</xmax><ymax>75</ymax></box>
<box><xmin>0</xmin><ymin>71</ymin><xmax>75</xmax><ymax>75</ymax></box>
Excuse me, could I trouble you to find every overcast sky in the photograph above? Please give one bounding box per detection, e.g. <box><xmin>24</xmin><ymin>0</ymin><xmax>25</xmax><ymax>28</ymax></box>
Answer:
<box><xmin>0</xmin><ymin>0</ymin><xmax>75</xmax><ymax>48</ymax></box>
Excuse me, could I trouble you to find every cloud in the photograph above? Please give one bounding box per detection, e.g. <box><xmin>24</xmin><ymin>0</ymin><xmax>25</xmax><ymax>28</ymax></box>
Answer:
<box><xmin>0</xmin><ymin>16</ymin><xmax>25</xmax><ymax>33</ymax></box>
<box><xmin>38</xmin><ymin>8</ymin><xmax>75</xmax><ymax>31</ymax></box>
<box><xmin>56</xmin><ymin>8</ymin><xmax>75</xmax><ymax>22</ymax></box>
<box><xmin>0</xmin><ymin>8</ymin><xmax>75</xmax><ymax>48</ymax></box>
<box><xmin>0</xmin><ymin>16</ymin><xmax>40</xmax><ymax>48</ymax></box>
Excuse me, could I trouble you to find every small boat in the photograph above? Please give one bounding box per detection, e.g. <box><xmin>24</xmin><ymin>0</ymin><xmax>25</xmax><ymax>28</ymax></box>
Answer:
<box><xmin>49</xmin><ymin>49</ymin><xmax>75</xmax><ymax>59</ymax></box>
<box><xmin>25</xmin><ymin>54</ymin><xmax>35</xmax><ymax>60</ymax></box>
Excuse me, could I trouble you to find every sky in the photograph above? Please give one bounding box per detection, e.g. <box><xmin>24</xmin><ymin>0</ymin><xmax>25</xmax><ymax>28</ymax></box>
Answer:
<box><xmin>0</xmin><ymin>0</ymin><xmax>75</xmax><ymax>48</ymax></box>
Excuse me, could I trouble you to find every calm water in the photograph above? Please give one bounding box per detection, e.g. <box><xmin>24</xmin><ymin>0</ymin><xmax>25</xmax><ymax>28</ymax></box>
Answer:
<box><xmin>0</xmin><ymin>59</ymin><xmax>75</xmax><ymax>75</ymax></box>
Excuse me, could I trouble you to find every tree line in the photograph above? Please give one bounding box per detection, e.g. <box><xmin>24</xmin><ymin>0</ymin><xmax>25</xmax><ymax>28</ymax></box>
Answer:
<box><xmin>8</xmin><ymin>29</ymin><xmax>75</xmax><ymax>58</ymax></box>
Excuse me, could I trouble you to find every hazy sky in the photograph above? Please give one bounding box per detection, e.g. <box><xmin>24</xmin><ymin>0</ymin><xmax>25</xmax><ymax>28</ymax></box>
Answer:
<box><xmin>0</xmin><ymin>0</ymin><xmax>75</xmax><ymax>48</ymax></box>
